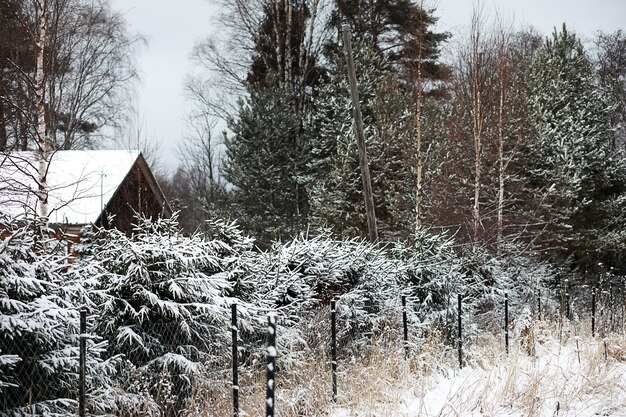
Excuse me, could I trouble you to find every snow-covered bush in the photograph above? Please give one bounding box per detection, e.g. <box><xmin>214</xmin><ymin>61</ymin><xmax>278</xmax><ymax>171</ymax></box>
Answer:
<box><xmin>0</xmin><ymin>214</ymin><xmax>118</xmax><ymax>416</ymax></box>
<box><xmin>448</xmin><ymin>242</ymin><xmax>555</xmax><ymax>343</ymax></box>
<box><xmin>217</xmin><ymin>232</ymin><xmax>404</xmax><ymax>365</ymax></box>
<box><xmin>222</xmin><ymin>227</ymin><xmax>558</xmax><ymax>367</ymax></box>
<box><xmin>389</xmin><ymin>230</ymin><xmax>464</xmax><ymax>346</ymax></box>
<box><xmin>70</xmin><ymin>214</ymin><xmax>247</xmax><ymax>415</ymax></box>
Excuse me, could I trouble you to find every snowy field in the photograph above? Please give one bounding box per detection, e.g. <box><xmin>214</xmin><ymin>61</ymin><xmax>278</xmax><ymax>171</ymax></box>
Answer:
<box><xmin>198</xmin><ymin>323</ymin><xmax>626</xmax><ymax>417</ymax></box>
<box><xmin>330</xmin><ymin>330</ymin><xmax>626</xmax><ymax>417</ymax></box>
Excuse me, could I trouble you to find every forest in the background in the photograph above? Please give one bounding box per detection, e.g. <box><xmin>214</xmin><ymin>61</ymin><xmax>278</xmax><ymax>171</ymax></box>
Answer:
<box><xmin>2</xmin><ymin>0</ymin><xmax>626</xmax><ymax>278</ymax></box>
<box><xmin>164</xmin><ymin>0</ymin><xmax>626</xmax><ymax>278</ymax></box>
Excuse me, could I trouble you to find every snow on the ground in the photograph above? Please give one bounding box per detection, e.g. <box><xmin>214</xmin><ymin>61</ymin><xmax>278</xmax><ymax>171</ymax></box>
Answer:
<box><xmin>331</xmin><ymin>334</ymin><xmax>626</xmax><ymax>417</ymax></box>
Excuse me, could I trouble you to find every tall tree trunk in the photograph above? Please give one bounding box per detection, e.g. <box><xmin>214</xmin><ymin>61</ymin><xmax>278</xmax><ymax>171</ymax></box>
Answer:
<box><xmin>273</xmin><ymin>0</ymin><xmax>284</xmax><ymax>88</ymax></box>
<box><xmin>471</xmin><ymin>63</ymin><xmax>483</xmax><ymax>243</ymax></box>
<box><xmin>284</xmin><ymin>0</ymin><xmax>293</xmax><ymax>87</ymax></box>
<box><xmin>470</xmin><ymin>10</ymin><xmax>484</xmax><ymax>243</ymax></box>
<box><xmin>35</xmin><ymin>0</ymin><xmax>50</xmax><ymax>226</ymax></box>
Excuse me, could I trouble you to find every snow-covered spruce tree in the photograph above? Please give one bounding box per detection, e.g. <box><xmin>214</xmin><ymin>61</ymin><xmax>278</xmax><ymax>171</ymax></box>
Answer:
<box><xmin>223</xmin><ymin>81</ymin><xmax>310</xmax><ymax>246</ymax></box>
<box><xmin>0</xmin><ymin>214</ymin><xmax>117</xmax><ymax>416</ymax></box>
<box><xmin>527</xmin><ymin>25</ymin><xmax>626</xmax><ymax>268</ymax></box>
<box><xmin>70</xmin><ymin>214</ymin><xmax>243</xmax><ymax>415</ymax></box>
<box><xmin>391</xmin><ymin>229</ymin><xmax>555</xmax><ymax>345</ymax></box>
<box><xmin>392</xmin><ymin>229</ymin><xmax>464</xmax><ymax>339</ymax></box>
<box><xmin>453</xmin><ymin>243</ymin><xmax>551</xmax><ymax>336</ymax></box>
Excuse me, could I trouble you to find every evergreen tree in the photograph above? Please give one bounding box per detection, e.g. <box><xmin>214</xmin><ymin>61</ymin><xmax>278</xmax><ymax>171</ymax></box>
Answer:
<box><xmin>595</xmin><ymin>30</ymin><xmax>626</xmax><ymax>148</ymax></box>
<box><xmin>328</xmin><ymin>0</ymin><xmax>450</xmax><ymax>90</ymax></box>
<box><xmin>70</xmin><ymin>214</ymin><xmax>244</xmax><ymax>415</ymax></box>
<box><xmin>0</xmin><ymin>214</ymin><xmax>117</xmax><ymax>416</ymax></box>
<box><xmin>527</xmin><ymin>25</ymin><xmax>625</xmax><ymax>266</ymax></box>
<box><xmin>223</xmin><ymin>82</ymin><xmax>309</xmax><ymax>244</ymax></box>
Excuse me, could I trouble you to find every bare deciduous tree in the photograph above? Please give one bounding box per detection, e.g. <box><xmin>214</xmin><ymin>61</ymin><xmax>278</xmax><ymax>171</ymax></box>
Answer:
<box><xmin>186</xmin><ymin>0</ymin><xmax>331</xmax><ymax>121</ymax></box>
<box><xmin>0</xmin><ymin>0</ymin><xmax>141</xmax><ymax>152</ymax></box>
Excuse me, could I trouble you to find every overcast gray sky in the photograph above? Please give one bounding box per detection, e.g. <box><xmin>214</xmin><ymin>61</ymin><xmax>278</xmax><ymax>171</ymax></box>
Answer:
<box><xmin>110</xmin><ymin>0</ymin><xmax>626</xmax><ymax>172</ymax></box>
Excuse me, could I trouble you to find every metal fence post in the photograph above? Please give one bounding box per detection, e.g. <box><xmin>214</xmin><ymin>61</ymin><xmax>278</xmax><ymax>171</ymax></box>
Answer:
<box><xmin>610</xmin><ymin>284</ymin><xmax>614</xmax><ymax>332</ymax></box>
<box><xmin>402</xmin><ymin>295</ymin><xmax>408</xmax><ymax>359</ymax></box>
<box><xmin>566</xmin><ymin>282</ymin><xmax>571</xmax><ymax>320</ymax></box>
<box><xmin>231</xmin><ymin>304</ymin><xmax>239</xmax><ymax>417</ymax></box>
<box><xmin>79</xmin><ymin>309</ymin><xmax>86</xmax><ymax>417</ymax></box>
<box><xmin>331</xmin><ymin>300</ymin><xmax>337</xmax><ymax>401</ymax></box>
<box><xmin>592</xmin><ymin>288</ymin><xmax>596</xmax><ymax>338</ymax></box>
<box><xmin>266</xmin><ymin>314</ymin><xmax>277</xmax><ymax>417</ymax></box>
<box><xmin>458</xmin><ymin>294</ymin><xmax>463</xmax><ymax>368</ymax></box>
<box><xmin>505</xmin><ymin>293</ymin><xmax>509</xmax><ymax>355</ymax></box>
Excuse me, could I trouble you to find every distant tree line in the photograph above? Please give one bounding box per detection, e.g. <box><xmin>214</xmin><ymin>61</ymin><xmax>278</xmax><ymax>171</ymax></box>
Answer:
<box><xmin>167</xmin><ymin>0</ymin><xmax>626</xmax><ymax>276</ymax></box>
<box><xmin>2</xmin><ymin>0</ymin><xmax>625</xmax><ymax>278</ymax></box>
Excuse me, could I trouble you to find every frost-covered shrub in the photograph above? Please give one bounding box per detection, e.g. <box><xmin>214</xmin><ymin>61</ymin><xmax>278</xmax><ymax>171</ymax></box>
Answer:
<box><xmin>230</xmin><ymin>232</ymin><xmax>407</xmax><ymax>363</ymax></box>
<box><xmin>71</xmin><ymin>214</ymin><xmax>248</xmax><ymax>415</ymax></box>
<box><xmin>392</xmin><ymin>230</ymin><xmax>464</xmax><ymax>337</ymax></box>
<box><xmin>452</xmin><ymin>243</ymin><xmax>554</xmax><ymax>340</ymax></box>
<box><xmin>226</xmin><ymin>228</ymin><xmax>559</xmax><ymax>364</ymax></box>
<box><xmin>0</xmin><ymin>215</ymin><xmax>117</xmax><ymax>416</ymax></box>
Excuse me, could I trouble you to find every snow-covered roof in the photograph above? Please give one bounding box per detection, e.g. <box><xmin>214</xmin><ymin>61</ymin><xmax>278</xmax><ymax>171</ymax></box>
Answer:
<box><xmin>0</xmin><ymin>150</ymin><xmax>142</xmax><ymax>225</ymax></box>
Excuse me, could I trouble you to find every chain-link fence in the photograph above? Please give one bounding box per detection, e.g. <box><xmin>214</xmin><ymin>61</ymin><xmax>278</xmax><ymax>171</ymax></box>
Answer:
<box><xmin>2</xmin><ymin>284</ymin><xmax>625</xmax><ymax>417</ymax></box>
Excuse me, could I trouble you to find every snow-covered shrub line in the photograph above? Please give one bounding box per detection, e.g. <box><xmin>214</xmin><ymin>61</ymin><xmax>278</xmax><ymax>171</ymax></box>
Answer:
<box><xmin>1</xmin><ymin>212</ymin><xmax>562</xmax><ymax>416</ymax></box>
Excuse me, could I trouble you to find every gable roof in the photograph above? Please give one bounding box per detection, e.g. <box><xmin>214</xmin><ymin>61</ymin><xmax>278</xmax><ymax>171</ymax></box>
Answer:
<box><xmin>0</xmin><ymin>150</ymin><xmax>167</xmax><ymax>225</ymax></box>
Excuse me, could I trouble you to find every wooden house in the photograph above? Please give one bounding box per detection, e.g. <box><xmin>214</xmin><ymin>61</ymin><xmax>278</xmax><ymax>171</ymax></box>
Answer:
<box><xmin>0</xmin><ymin>150</ymin><xmax>171</xmax><ymax>242</ymax></box>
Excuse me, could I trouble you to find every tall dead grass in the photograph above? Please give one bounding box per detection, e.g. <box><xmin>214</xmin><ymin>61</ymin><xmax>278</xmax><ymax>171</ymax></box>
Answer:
<box><xmin>178</xmin><ymin>320</ymin><xmax>626</xmax><ymax>417</ymax></box>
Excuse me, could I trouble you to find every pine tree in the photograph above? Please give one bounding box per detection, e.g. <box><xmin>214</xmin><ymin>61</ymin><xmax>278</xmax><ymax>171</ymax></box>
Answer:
<box><xmin>595</xmin><ymin>30</ymin><xmax>626</xmax><ymax>148</ymax></box>
<box><xmin>327</xmin><ymin>0</ymin><xmax>450</xmax><ymax>90</ymax></box>
<box><xmin>308</xmin><ymin>41</ymin><xmax>379</xmax><ymax>237</ymax></box>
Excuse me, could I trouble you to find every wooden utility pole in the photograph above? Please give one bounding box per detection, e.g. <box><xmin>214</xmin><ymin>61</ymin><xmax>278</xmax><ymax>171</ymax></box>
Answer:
<box><xmin>496</xmin><ymin>33</ymin><xmax>507</xmax><ymax>255</ymax></box>
<box><xmin>341</xmin><ymin>24</ymin><xmax>378</xmax><ymax>242</ymax></box>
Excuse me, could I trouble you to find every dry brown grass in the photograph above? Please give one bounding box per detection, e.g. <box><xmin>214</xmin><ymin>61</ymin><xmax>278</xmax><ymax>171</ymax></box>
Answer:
<box><xmin>176</xmin><ymin>321</ymin><xmax>626</xmax><ymax>417</ymax></box>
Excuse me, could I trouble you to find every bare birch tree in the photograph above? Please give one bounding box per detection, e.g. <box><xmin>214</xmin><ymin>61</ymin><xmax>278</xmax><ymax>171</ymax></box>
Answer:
<box><xmin>468</xmin><ymin>5</ymin><xmax>489</xmax><ymax>242</ymax></box>
<box><xmin>496</xmin><ymin>22</ymin><xmax>509</xmax><ymax>253</ymax></box>
<box><xmin>0</xmin><ymin>0</ymin><xmax>139</xmax><ymax>230</ymax></box>
<box><xmin>414</xmin><ymin>2</ymin><xmax>425</xmax><ymax>232</ymax></box>
<box><xmin>0</xmin><ymin>0</ymin><xmax>140</xmax><ymax>152</ymax></box>
<box><xmin>34</xmin><ymin>0</ymin><xmax>50</xmax><ymax>222</ymax></box>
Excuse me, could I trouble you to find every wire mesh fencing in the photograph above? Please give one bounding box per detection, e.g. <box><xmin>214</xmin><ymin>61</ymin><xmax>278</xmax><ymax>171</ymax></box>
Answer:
<box><xmin>2</xmin><ymin>283</ymin><xmax>626</xmax><ymax>417</ymax></box>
